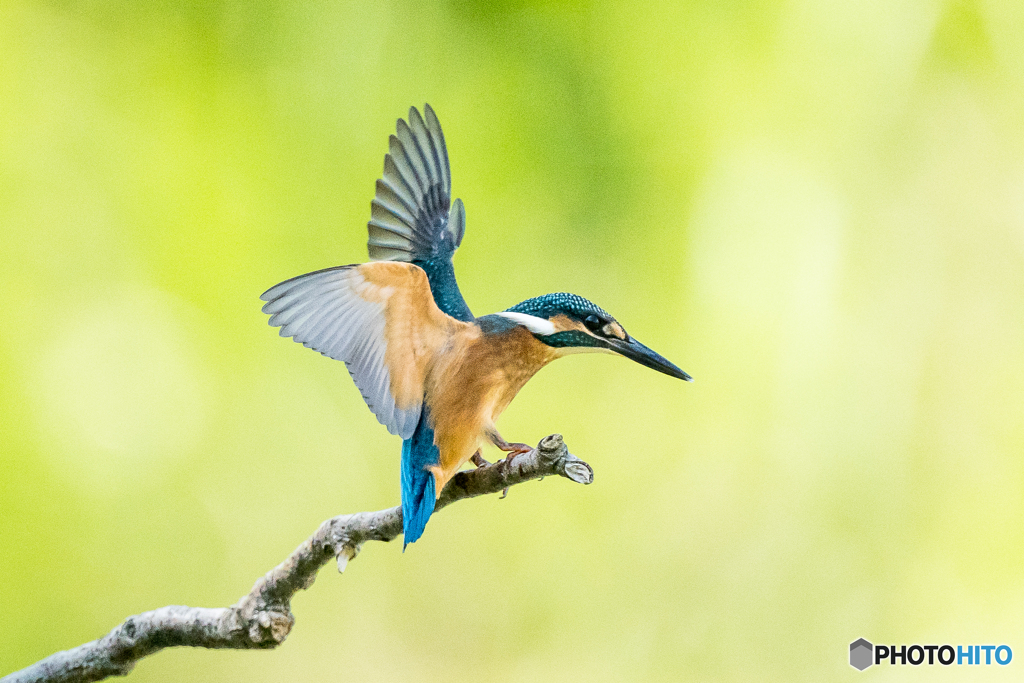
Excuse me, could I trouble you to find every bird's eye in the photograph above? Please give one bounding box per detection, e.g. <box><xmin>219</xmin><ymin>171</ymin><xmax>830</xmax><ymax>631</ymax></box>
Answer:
<box><xmin>584</xmin><ymin>315</ymin><xmax>603</xmax><ymax>333</ymax></box>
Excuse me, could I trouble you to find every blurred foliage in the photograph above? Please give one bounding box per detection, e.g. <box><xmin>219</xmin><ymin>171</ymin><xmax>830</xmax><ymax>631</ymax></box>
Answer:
<box><xmin>2</xmin><ymin>0</ymin><xmax>1024</xmax><ymax>680</ymax></box>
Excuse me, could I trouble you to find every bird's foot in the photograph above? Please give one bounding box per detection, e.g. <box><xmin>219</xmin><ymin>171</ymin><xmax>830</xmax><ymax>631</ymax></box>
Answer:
<box><xmin>487</xmin><ymin>432</ymin><xmax>533</xmax><ymax>481</ymax></box>
<box><xmin>493</xmin><ymin>442</ymin><xmax>531</xmax><ymax>499</ymax></box>
<box><xmin>500</xmin><ymin>443</ymin><xmax>531</xmax><ymax>472</ymax></box>
<box><xmin>488</xmin><ymin>430</ymin><xmax>533</xmax><ymax>459</ymax></box>
<box><xmin>471</xmin><ymin>450</ymin><xmax>491</xmax><ymax>468</ymax></box>
<box><xmin>498</xmin><ymin>444</ymin><xmax>532</xmax><ymax>491</ymax></box>
<box><xmin>498</xmin><ymin>442</ymin><xmax>533</xmax><ymax>457</ymax></box>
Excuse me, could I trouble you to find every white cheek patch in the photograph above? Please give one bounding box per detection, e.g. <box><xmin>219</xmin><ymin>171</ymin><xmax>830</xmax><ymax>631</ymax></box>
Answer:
<box><xmin>495</xmin><ymin>311</ymin><xmax>557</xmax><ymax>336</ymax></box>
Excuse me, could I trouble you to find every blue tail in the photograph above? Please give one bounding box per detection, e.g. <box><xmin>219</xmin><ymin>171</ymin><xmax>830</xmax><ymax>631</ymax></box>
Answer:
<box><xmin>401</xmin><ymin>411</ymin><xmax>439</xmax><ymax>548</ymax></box>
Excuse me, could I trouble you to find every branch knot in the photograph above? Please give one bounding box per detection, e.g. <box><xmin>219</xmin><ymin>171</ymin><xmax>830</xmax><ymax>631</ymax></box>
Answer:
<box><xmin>249</xmin><ymin>610</ymin><xmax>293</xmax><ymax>645</ymax></box>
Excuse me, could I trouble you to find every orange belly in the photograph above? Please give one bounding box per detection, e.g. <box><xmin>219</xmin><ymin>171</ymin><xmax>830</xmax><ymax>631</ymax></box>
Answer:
<box><xmin>423</xmin><ymin>325</ymin><xmax>557</xmax><ymax>493</ymax></box>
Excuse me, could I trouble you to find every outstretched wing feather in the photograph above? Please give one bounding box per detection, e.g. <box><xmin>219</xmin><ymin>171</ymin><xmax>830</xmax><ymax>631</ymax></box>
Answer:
<box><xmin>260</xmin><ymin>262</ymin><xmax>463</xmax><ymax>439</ymax></box>
<box><xmin>422</xmin><ymin>105</ymin><xmax>450</xmax><ymax>193</ymax></box>
<box><xmin>367</xmin><ymin>105</ymin><xmax>464</xmax><ymax>264</ymax></box>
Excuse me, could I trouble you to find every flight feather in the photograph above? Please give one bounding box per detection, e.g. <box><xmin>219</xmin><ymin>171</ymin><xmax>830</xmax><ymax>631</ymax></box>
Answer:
<box><xmin>260</xmin><ymin>261</ymin><xmax>466</xmax><ymax>439</ymax></box>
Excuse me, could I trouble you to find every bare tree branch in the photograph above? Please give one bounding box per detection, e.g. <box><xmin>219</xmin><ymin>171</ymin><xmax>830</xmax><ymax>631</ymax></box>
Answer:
<box><xmin>3</xmin><ymin>435</ymin><xmax>591</xmax><ymax>683</ymax></box>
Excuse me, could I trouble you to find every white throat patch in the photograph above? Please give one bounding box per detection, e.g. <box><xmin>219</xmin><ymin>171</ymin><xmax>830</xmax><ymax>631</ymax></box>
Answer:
<box><xmin>495</xmin><ymin>311</ymin><xmax>557</xmax><ymax>336</ymax></box>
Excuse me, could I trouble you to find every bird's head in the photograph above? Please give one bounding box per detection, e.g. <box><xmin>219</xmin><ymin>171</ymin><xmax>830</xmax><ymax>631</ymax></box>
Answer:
<box><xmin>494</xmin><ymin>293</ymin><xmax>692</xmax><ymax>381</ymax></box>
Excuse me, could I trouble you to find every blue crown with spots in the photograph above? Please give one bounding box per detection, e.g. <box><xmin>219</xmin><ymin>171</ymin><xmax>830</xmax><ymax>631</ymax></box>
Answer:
<box><xmin>505</xmin><ymin>292</ymin><xmax>612</xmax><ymax>321</ymax></box>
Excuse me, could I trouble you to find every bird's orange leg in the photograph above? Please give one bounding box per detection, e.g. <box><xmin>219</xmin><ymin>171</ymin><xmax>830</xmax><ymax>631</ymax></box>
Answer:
<box><xmin>487</xmin><ymin>431</ymin><xmax>533</xmax><ymax>466</ymax></box>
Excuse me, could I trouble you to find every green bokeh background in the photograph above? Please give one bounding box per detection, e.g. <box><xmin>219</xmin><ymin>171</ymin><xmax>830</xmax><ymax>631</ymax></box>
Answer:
<box><xmin>3</xmin><ymin>0</ymin><xmax>1024</xmax><ymax>680</ymax></box>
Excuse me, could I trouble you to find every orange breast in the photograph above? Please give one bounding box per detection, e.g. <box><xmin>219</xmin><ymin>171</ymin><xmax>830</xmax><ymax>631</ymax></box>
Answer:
<box><xmin>424</xmin><ymin>326</ymin><xmax>556</xmax><ymax>492</ymax></box>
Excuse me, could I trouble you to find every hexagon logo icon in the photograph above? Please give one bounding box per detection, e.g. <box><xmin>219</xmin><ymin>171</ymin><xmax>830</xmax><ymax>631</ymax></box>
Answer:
<box><xmin>850</xmin><ymin>638</ymin><xmax>873</xmax><ymax>670</ymax></box>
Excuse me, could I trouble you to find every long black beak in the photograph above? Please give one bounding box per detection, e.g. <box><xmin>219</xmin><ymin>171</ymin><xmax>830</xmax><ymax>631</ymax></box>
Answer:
<box><xmin>607</xmin><ymin>336</ymin><xmax>692</xmax><ymax>381</ymax></box>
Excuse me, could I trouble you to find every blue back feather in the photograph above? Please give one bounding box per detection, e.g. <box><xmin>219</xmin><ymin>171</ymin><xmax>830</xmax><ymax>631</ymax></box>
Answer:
<box><xmin>414</xmin><ymin>256</ymin><xmax>473</xmax><ymax>322</ymax></box>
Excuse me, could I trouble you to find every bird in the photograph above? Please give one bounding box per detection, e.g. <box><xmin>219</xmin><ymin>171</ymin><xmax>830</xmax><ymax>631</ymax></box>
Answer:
<box><xmin>261</xmin><ymin>105</ymin><xmax>691</xmax><ymax>547</ymax></box>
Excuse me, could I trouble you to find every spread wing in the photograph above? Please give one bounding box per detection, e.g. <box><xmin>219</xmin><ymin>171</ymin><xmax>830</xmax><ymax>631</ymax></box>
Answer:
<box><xmin>260</xmin><ymin>261</ymin><xmax>467</xmax><ymax>439</ymax></box>
<box><xmin>368</xmin><ymin>105</ymin><xmax>473</xmax><ymax>322</ymax></box>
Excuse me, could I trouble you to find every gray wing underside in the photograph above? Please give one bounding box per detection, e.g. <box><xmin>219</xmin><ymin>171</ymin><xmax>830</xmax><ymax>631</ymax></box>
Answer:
<box><xmin>368</xmin><ymin>104</ymin><xmax>466</xmax><ymax>263</ymax></box>
<box><xmin>259</xmin><ymin>267</ymin><xmax>421</xmax><ymax>439</ymax></box>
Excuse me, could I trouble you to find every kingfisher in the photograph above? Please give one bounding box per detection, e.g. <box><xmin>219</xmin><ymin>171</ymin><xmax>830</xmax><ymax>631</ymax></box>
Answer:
<box><xmin>261</xmin><ymin>105</ymin><xmax>691</xmax><ymax>547</ymax></box>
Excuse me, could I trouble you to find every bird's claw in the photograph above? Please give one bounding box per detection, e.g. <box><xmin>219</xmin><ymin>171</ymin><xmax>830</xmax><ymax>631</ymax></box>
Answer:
<box><xmin>500</xmin><ymin>442</ymin><xmax>533</xmax><ymax>457</ymax></box>
<box><xmin>496</xmin><ymin>443</ymin><xmax>531</xmax><ymax>499</ymax></box>
<box><xmin>471</xmin><ymin>451</ymin><xmax>491</xmax><ymax>468</ymax></box>
<box><xmin>500</xmin><ymin>444</ymin><xmax>531</xmax><ymax>471</ymax></box>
